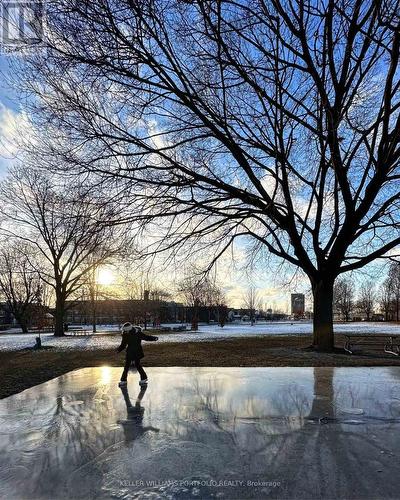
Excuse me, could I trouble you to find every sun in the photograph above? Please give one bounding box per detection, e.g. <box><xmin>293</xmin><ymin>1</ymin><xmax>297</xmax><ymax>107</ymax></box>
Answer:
<box><xmin>97</xmin><ymin>267</ymin><xmax>115</xmax><ymax>286</ymax></box>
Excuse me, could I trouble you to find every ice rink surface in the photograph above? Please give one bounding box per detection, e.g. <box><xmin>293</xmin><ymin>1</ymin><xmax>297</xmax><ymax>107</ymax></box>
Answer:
<box><xmin>1</xmin><ymin>366</ymin><xmax>400</xmax><ymax>499</ymax></box>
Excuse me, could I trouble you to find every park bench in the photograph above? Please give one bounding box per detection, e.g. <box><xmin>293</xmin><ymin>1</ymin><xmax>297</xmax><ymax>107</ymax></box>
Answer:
<box><xmin>344</xmin><ymin>334</ymin><xmax>400</xmax><ymax>356</ymax></box>
<box><xmin>28</xmin><ymin>327</ymin><xmax>54</xmax><ymax>333</ymax></box>
<box><xmin>172</xmin><ymin>325</ymin><xmax>187</xmax><ymax>331</ymax></box>
<box><xmin>67</xmin><ymin>327</ymin><xmax>93</xmax><ymax>336</ymax></box>
<box><xmin>160</xmin><ymin>325</ymin><xmax>188</xmax><ymax>332</ymax></box>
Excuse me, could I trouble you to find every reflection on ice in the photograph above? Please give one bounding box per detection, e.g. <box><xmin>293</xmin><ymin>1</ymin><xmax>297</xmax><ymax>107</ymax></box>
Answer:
<box><xmin>0</xmin><ymin>367</ymin><xmax>400</xmax><ymax>499</ymax></box>
<box><xmin>118</xmin><ymin>385</ymin><xmax>160</xmax><ymax>443</ymax></box>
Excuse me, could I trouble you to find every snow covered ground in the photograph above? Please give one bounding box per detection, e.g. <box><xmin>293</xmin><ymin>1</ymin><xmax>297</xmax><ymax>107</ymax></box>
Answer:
<box><xmin>1</xmin><ymin>321</ymin><xmax>400</xmax><ymax>351</ymax></box>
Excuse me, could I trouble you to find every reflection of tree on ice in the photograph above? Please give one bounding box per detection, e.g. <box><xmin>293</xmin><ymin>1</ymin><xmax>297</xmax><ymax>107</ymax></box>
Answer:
<box><xmin>118</xmin><ymin>386</ymin><xmax>159</xmax><ymax>443</ymax></box>
<box><xmin>165</xmin><ymin>369</ymin><xmax>398</xmax><ymax>499</ymax></box>
<box><xmin>253</xmin><ymin>368</ymin><xmax>397</xmax><ymax>499</ymax></box>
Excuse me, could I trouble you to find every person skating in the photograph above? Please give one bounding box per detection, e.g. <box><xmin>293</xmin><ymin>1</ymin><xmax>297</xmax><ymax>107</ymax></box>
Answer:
<box><xmin>117</xmin><ymin>322</ymin><xmax>158</xmax><ymax>387</ymax></box>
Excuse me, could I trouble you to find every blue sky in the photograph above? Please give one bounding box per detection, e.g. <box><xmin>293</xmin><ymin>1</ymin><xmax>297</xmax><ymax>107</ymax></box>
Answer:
<box><xmin>0</xmin><ymin>55</ymin><xmax>21</xmax><ymax>175</ymax></box>
<box><xmin>0</xmin><ymin>57</ymin><xmax>16</xmax><ymax>108</ymax></box>
<box><xmin>0</xmin><ymin>55</ymin><xmax>301</xmax><ymax>309</ymax></box>
<box><xmin>0</xmin><ymin>54</ymin><xmax>388</xmax><ymax>310</ymax></box>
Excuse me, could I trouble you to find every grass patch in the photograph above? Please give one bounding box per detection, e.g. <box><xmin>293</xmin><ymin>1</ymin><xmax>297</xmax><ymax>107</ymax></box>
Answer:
<box><xmin>1</xmin><ymin>334</ymin><xmax>400</xmax><ymax>399</ymax></box>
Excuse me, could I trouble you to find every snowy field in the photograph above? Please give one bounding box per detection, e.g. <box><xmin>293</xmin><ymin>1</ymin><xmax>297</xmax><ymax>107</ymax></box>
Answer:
<box><xmin>1</xmin><ymin>321</ymin><xmax>400</xmax><ymax>351</ymax></box>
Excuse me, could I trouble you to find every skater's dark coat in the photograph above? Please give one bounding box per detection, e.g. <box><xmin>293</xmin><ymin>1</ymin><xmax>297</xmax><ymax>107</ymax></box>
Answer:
<box><xmin>117</xmin><ymin>330</ymin><xmax>158</xmax><ymax>359</ymax></box>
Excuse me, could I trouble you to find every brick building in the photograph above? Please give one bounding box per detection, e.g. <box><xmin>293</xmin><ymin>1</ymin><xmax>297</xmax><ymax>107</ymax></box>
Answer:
<box><xmin>64</xmin><ymin>299</ymin><xmax>185</xmax><ymax>326</ymax></box>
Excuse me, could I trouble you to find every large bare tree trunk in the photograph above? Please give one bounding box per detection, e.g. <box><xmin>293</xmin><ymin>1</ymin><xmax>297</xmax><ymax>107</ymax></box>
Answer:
<box><xmin>312</xmin><ymin>279</ymin><xmax>334</xmax><ymax>352</ymax></box>
<box><xmin>13</xmin><ymin>311</ymin><xmax>29</xmax><ymax>334</ymax></box>
<box><xmin>92</xmin><ymin>309</ymin><xmax>97</xmax><ymax>333</ymax></box>
<box><xmin>54</xmin><ymin>297</ymin><xmax>65</xmax><ymax>337</ymax></box>
<box><xmin>20</xmin><ymin>321</ymin><xmax>29</xmax><ymax>334</ymax></box>
<box><xmin>91</xmin><ymin>291</ymin><xmax>97</xmax><ymax>333</ymax></box>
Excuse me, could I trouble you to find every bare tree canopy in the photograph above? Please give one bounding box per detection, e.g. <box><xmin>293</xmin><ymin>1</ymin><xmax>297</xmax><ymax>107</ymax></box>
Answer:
<box><xmin>0</xmin><ymin>242</ymin><xmax>43</xmax><ymax>333</ymax></box>
<box><xmin>0</xmin><ymin>166</ymin><xmax>128</xmax><ymax>336</ymax></box>
<box><xmin>384</xmin><ymin>261</ymin><xmax>400</xmax><ymax>320</ymax></box>
<box><xmin>334</xmin><ymin>277</ymin><xmax>355</xmax><ymax>322</ymax></box>
<box><xmin>357</xmin><ymin>280</ymin><xmax>375</xmax><ymax>320</ymax></box>
<box><xmin>178</xmin><ymin>271</ymin><xmax>212</xmax><ymax>330</ymax></box>
<box><xmin>242</xmin><ymin>286</ymin><xmax>261</xmax><ymax>325</ymax></box>
<box><xmin>13</xmin><ymin>0</ymin><xmax>400</xmax><ymax>350</ymax></box>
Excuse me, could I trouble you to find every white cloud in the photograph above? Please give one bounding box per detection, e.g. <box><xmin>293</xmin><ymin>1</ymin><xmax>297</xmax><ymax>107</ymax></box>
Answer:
<box><xmin>0</xmin><ymin>101</ymin><xmax>29</xmax><ymax>175</ymax></box>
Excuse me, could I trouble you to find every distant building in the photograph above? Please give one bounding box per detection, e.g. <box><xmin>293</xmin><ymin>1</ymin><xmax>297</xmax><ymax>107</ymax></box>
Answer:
<box><xmin>291</xmin><ymin>294</ymin><xmax>305</xmax><ymax>318</ymax></box>
<box><xmin>64</xmin><ymin>299</ymin><xmax>185</xmax><ymax>326</ymax></box>
<box><xmin>0</xmin><ymin>302</ymin><xmax>14</xmax><ymax>329</ymax></box>
<box><xmin>228</xmin><ymin>311</ymin><xmax>242</xmax><ymax>322</ymax></box>
<box><xmin>227</xmin><ymin>308</ymin><xmax>288</xmax><ymax>322</ymax></box>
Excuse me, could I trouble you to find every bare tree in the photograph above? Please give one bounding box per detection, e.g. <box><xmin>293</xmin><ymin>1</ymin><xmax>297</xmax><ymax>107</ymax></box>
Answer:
<box><xmin>387</xmin><ymin>262</ymin><xmax>400</xmax><ymax>321</ymax></box>
<box><xmin>116</xmin><ymin>263</ymin><xmax>171</xmax><ymax>327</ymax></box>
<box><xmin>334</xmin><ymin>277</ymin><xmax>355</xmax><ymax>322</ymax></box>
<box><xmin>178</xmin><ymin>272</ymin><xmax>215</xmax><ymax>331</ymax></box>
<box><xmin>210</xmin><ymin>287</ymin><xmax>228</xmax><ymax>328</ymax></box>
<box><xmin>242</xmin><ymin>286</ymin><xmax>261</xmax><ymax>326</ymax></box>
<box><xmin>118</xmin><ymin>265</ymin><xmax>170</xmax><ymax>302</ymax></box>
<box><xmin>0</xmin><ymin>242</ymin><xmax>42</xmax><ymax>333</ymax></box>
<box><xmin>379</xmin><ymin>278</ymin><xmax>393</xmax><ymax>321</ymax></box>
<box><xmin>357</xmin><ymin>281</ymin><xmax>375</xmax><ymax>321</ymax></box>
<box><xmin>0</xmin><ymin>167</ymin><xmax>126</xmax><ymax>336</ymax></box>
<box><xmin>14</xmin><ymin>0</ymin><xmax>400</xmax><ymax>350</ymax></box>
<box><xmin>87</xmin><ymin>265</ymin><xmax>100</xmax><ymax>333</ymax></box>
<box><xmin>79</xmin><ymin>261</ymin><xmax>117</xmax><ymax>333</ymax></box>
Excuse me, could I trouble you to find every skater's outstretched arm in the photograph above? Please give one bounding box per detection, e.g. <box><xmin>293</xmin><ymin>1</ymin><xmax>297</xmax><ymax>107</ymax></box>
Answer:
<box><xmin>140</xmin><ymin>333</ymin><xmax>158</xmax><ymax>342</ymax></box>
<box><xmin>116</xmin><ymin>332</ymin><xmax>128</xmax><ymax>352</ymax></box>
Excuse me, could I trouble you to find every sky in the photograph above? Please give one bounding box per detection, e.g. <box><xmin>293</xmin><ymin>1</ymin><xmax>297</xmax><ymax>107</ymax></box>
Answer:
<box><xmin>0</xmin><ymin>51</ymin><xmax>388</xmax><ymax>312</ymax></box>
<box><xmin>0</xmin><ymin>52</ymin><xmax>304</xmax><ymax>311</ymax></box>
<box><xmin>0</xmin><ymin>55</ymin><xmax>21</xmax><ymax>175</ymax></box>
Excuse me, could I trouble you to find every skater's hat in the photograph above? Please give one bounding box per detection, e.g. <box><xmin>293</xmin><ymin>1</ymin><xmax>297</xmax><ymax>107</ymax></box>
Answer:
<box><xmin>121</xmin><ymin>322</ymin><xmax>143</xmax><ymax>334</ymax></box>
<box><xmin>121</xmin><ymin>322</ymin><xmax>134</xmax><ymax>333</ymax></box>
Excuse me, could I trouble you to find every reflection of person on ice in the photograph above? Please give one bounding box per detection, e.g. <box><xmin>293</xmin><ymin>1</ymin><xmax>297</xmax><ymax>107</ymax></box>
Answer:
<box><xmin>117</xmin><ymin>322</ymin><xmax>158</xmax><ymax>387</ymax></box>
<box><xmin>118</xmin><ymin>385</ymin><xmax>159</xmax><ymax>442</ymax></box>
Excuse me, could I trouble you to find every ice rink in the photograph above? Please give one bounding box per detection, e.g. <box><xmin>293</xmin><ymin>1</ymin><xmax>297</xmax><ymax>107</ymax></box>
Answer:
<box><xmin>1</xmin><ymin>366</ymin><xmax>400</xmax><ymax>499</ymax></box>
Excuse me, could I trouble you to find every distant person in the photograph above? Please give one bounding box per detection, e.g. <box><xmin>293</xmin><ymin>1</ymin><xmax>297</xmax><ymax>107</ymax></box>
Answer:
<box><xmin>116</xmin><ymin>322</ymin><xmax>158</xmax><ymax>387</ymax></box>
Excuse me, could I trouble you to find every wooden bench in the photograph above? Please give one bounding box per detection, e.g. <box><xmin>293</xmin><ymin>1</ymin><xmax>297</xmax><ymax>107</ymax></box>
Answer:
<box><xmin>28</xmin><ymin>327</ymin><xmax>54</xmax><ymax>334</ymax></box>
<box><xmin>172</xmin><ymin>325</ymin><xmax>187</xmax><ymax>331</ymax></box>
<box><xmin>67</xmin><ymin>327</ymin><xmax>92</xmax><ymax>336</ymax></box>
<box><xmin>344</xmin><ymin>334</ymin><xmax>400</xmax><ymax>356</ymax></box>
<box><xmin>160</xmin><ymin>325</ymin><xmax>188</xmax><ymax>332</ymax></box>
